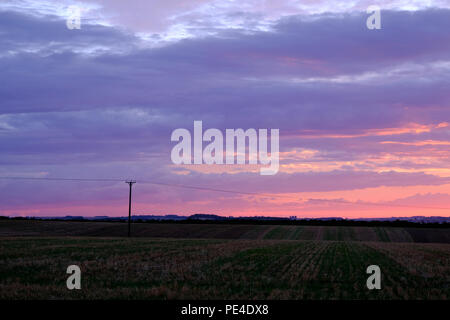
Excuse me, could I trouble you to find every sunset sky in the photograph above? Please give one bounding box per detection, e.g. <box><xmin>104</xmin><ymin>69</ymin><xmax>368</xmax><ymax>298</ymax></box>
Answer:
<box><xmin>0</xmin><ymin>0</ymin><xmax>449</xmax><ymax>218</ymax></box>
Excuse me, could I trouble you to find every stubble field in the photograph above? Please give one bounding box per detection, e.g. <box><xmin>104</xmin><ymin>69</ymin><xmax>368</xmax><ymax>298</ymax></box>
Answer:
<box><xmin>1</xmin><ymin>235</ymin><xmax>449</xmax><ymax>300</ymax></box>
<box><xmin>1</xmin><ymin>220</ymin><xmax>450</xmax><ymax>243</ymax></box>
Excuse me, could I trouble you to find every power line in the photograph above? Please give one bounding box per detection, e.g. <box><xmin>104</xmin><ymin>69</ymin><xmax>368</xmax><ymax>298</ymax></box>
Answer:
<box><xmin>0</xmin><ymin>176</ymin><xmax>123</xmax><ymax>182</ymax></box>
<box><xmin>0</xmin><ymin>176</ymin><xmax>300</xmax><ymax>199</ymax></box>
<box><xmin>137</xmin><ymin>180</ymin><xmax>296</xmax><ymax>198</ymax></box>
<box><xmin>0</xmin><ymin>176</ymin><xmax>449</xmax><ymax>210</ymax></box>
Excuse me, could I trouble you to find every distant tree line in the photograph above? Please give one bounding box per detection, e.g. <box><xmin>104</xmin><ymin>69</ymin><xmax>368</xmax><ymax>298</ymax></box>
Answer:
<box><xmin>1</xmin><ymin>215</ymin><xmax>449</xmax><ymax>228</ymax></box>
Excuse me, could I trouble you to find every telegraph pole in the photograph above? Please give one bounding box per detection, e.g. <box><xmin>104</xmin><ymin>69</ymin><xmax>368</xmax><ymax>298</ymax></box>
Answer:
<box><xmin>125</xmin><ymin>180</ymin><xmax>136</xmax><ymax>237</ymax></box>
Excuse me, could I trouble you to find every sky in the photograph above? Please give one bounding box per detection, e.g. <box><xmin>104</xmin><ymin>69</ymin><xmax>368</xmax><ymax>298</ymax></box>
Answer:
<box><xmin>0</xmin><ymin>0</ymin><xmax>449</xmax><ymax>218</ymax></box>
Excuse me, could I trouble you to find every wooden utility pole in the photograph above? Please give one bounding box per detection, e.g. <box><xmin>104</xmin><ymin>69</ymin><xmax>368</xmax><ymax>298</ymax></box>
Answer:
<box><xmin>125</xmin><ymin>180</ymin><xmax>136</xmax><ymax>237</ymax></box>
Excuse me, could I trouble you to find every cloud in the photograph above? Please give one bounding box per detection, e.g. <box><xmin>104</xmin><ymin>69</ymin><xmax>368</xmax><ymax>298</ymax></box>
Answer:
<box><xmin>0</xmin><ymin>7</ymin><xmax>449</xmax><ymax>216</ymax></box>
<box><xmin>385</xmin><ymin>192</ymin><xmax>450</xmax><ymax>207</ymax></box>
<box><xmin>0</xmin><ymin>10</ymin><xmax>139</xmax><ymax>56</ymax></box>
<box><xmin>1</xmin><ymin>9</ymin><xmax>449</xmax><ymax>118</ymax></box>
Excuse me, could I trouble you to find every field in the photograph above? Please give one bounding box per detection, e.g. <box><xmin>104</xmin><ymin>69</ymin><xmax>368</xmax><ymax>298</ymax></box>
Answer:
<box><xmin>0</xmin><ymin>220</ymin><xmax>449</xmax><ymax>300</ymax></box>
<box><xmin>1</xmin><ymin>220</ymin><xmax>450</xmax><ymax>243</ymax></box>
